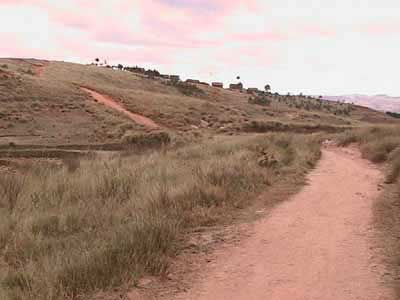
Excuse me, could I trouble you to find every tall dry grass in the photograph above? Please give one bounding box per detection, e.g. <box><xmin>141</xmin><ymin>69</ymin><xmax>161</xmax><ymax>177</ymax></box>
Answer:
<box><xmin>337</xmin><ymin>125</ymin><xmax>400</xmax><ymax>183</ymax></box>
<box><xmin>0</xmin><ymin>133</ymin><xmax>321</xmax><ymax>300</ymax></box>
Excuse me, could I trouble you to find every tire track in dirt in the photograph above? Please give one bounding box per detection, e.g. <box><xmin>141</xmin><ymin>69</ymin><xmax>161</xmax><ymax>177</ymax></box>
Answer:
<box><xmin>81</xmin><ymin>87</ymin><xmax>159</xmax><ymax>129</ymax></box>
<box><xmin>163</xmin><ymin>146</ymin><xmax>394</xmax><ymax>300</ymax></box>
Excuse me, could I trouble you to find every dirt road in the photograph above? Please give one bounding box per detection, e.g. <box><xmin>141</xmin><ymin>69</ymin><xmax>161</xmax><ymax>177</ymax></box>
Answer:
<box><xmin>81</xmin><ymin>87</ymin><xmax>159</xmax><ymax>129</ymax></box>
<box><xmin>168</xmin><ymin>146</ymin><xmax>394</xmax><ymax>300</ymax></box>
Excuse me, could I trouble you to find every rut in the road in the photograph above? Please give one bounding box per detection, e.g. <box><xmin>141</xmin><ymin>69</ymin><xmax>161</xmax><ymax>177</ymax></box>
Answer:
<box><xmin>168</xmin><ymin>146</ymin><xmax>394</xmax><ymax>300</ymax></box>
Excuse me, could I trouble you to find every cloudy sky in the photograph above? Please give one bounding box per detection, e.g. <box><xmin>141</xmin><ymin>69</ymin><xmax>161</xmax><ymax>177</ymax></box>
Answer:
<box><xmin>1</xmin><ymin>0</ymin><xmax>399</xmax><ymax>95</ymax></box>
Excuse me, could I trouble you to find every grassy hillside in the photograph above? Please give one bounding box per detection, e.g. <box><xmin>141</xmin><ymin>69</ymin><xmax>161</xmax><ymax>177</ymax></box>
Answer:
<box><xmin>0</xmin><ymin>58</ymin><xmax>396</xmax><ymax>149</ymax></box>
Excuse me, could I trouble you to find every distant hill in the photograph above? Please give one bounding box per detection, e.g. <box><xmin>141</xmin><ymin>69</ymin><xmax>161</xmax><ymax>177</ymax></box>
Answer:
<box><xmin>323</xmin><ymin>94</ymin><xmax>400</xmax><ymax>113</ymax></box>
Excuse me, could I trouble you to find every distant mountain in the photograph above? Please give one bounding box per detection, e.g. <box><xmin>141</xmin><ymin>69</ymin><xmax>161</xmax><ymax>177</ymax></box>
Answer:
<box><xmin>323</xmin><ymin>94</ymin><xmax>400</xmax><ymax>113</ymax></box>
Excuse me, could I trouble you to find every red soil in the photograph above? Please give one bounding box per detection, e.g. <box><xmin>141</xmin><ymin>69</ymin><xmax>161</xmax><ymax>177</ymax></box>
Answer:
<box><xmin>81</xmin><ymin>87</ymin><xmax>159</xmax><ymax>129</ymax></box>
<box><xmin>33</xmin><ymin>64</ymin><xmax>46</xmax><ymax>76</ymax></box>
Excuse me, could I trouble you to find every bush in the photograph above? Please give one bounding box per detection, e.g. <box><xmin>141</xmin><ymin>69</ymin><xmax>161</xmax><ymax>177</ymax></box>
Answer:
<box><xmin>122</xmin><ymin>130</ymin><xmax>171</xmax><ymax>147</ymax></box>
<box><xmin>248</xmin><ymin>95</ymin><xmax>272</xmax><ymax>106</ymax></box>
<box><xmin>386</xmin><ymin>112</ymin><xmax>400</xmax><ymax>119</ymax></box>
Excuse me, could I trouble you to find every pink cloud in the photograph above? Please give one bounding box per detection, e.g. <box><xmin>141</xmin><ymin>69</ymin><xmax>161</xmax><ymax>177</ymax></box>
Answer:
<box><xmin>215</xmin><ymin>45</ymin><xmax>279</xmax><ymax>68</ymax></box>
<box><xmin>0</xmin><ymin>0</ymin><xmax>38</xmax><ymax>4</ymax></box>
<box><xmin>0</xmin><ymin>32</ymin><xmax>54</xmax><ymax>59</ymax></box>
<box><xmin>295</xmin><ymin>26</ymin><xmax>337</xmax><ymax>39</ymax></box>
<box><xmin>232</xmin><ymin>31</ymin><xmax>289</xmax><ymax>42</ymax></box>
<box><xmin>60</xmin><ymin>37</ymin><xmax>175</xmax><ymax>65</ymax></box>
<box><xmin>24</xmin><ymin>0</ymin><xmax>262</xmax><ymax>52</ymax></box>
<box><xmin>153</xmin><ymin>0</ymin><xmax>259</xmax><ymax>15</ymax></box>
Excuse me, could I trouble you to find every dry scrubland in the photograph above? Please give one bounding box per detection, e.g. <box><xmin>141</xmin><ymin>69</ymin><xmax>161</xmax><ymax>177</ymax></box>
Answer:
<box><xmin>338</xmin><ymin>125</ymin><xmax>400</xmax><ymax>296</ymax></box>
<box><xmin>1</xmin><ymin>58</ymin><xmax>399</xmax><ymax>300</ymax></box>
<box><xmin>0</xmin><ymin>58</ymin><xmax>396</xmax><ymax>149</ymax></box>
<box><xmin>0</xmin><ymin>133</ymin><xmax>321</xmax><ymax>300</ymax></box>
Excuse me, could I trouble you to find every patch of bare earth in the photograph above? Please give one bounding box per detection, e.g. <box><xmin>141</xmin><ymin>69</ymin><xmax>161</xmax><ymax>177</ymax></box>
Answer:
<box><xmin>131</xmin><ymin>146</ymin><xmax>394</xmax><ymax>300</ymax></box>
<box><xmin>20</xmin><ymin>59</ymin><xmax>49</xmax><ymax>76</ymax></box>
<box><xmin>33</xmin><ymin>63</ymin><xmax>47</xmax><ymax>76</ymax></box>
<box><xmin>81</xmin><ymin>87</ymin><xmax>159</xmax><ymax>129</ymax></box>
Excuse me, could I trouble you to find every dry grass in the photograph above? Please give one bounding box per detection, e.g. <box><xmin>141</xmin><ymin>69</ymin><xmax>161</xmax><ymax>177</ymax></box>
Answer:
<box><xmin>337</xmin><ymin>126</ymin><xmax>400</xmax><ymax>182</ymax></box>
<box><xmin>0</xmin><ymin>133</ymin><xmax>321</xmax><ymax>300</ymax></box>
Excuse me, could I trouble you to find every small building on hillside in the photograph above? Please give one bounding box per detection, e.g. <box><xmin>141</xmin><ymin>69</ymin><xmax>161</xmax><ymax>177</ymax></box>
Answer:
<box><xmin>170</xmin><ymin>75</ymin><xmax>180</xmax><ymax>82</ymax></box>
<box><xmin>212</xmin><ymin>82</ymin><xmax>224</xmax><ymax>88</ymax></box>
<box><xmin>229</xmin><ymin>82</ymin><xmax>243</xmax><ymax>91</ymax></box>
<box><xmin>186</xmin><ymin>79</ymin><xmax>200</xmax><ymax>84</ymax></box>
<box><xmin>247</xmin><ymin>88</ymin><xmax>260</xmax><ymax>94</ymax></box>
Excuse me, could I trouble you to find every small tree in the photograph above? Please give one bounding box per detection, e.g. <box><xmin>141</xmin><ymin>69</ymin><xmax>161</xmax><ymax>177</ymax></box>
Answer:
<box><xmin>117</xmin><ymin>64</ymin><xmax>124</xmax><ymax>70</ymax></box>
<box><xmin>264</xmin><ymin>84</ymin><xmax>271</xmax><ymax>93</ymax></box>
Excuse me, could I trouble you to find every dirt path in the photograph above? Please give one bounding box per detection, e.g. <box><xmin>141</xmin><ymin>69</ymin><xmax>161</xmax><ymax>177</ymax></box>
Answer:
<box><xmin>167</xmin><ymin>146</ymin><xmax>394</xmax><ymax>300</ymax></box>
<box><xmin>21</xmin><ymin>59</ymin><xmax>49</xmax><ymax>76</ymax></box>
<box><xmin>33</xmin><ymin>64</ymin><xmax>47</xmax><ymax>76</ymax></box>
<box><xmin>81</xmin><ymin>87</ymin><xmax>159</xmax><ymax>129</ymax></box>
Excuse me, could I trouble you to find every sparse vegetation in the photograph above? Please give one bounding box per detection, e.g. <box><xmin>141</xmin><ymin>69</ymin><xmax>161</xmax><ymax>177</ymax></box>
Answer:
<box><xmin>0</xmin><ymin>58</ymin><xmax>395</xmax><ymax>148</ymax></box>
<box><xmin>243</xmin><ymin>120</ymin><xmax>349</xmax><ymax>134</ymax></box>
<box><xmin>165</xmin><ymin>80</ymin><xmax>205</xmax><ymax>97</ymax></box>
<box><xmin>0</xmin><ymin>133</ymin><xmax>321</xmax><ymax>300</ymax></box>
<box><xmin>248</xmin><ymin>95</ymin><xmax>272</xmax><ymax>106</ymax></box>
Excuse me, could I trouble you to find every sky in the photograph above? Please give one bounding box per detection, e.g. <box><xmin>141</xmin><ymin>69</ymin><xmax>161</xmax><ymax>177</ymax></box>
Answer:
<box><xmin>1</xmin><ymin>0</ymin><xmax>400</xmax><ymax>95</ymax></box>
